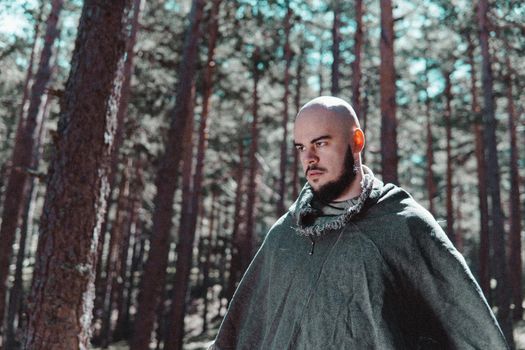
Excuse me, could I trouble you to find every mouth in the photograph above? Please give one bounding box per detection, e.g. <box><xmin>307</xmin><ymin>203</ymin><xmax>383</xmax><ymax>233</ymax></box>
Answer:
<box><xmin>307</xmin><ymin>169</ymin><xmax>324</xmax><ymax>179</ymax></box>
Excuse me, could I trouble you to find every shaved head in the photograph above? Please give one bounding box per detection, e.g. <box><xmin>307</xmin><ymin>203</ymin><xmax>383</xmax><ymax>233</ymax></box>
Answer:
<box><xmin>296</xmin><ymin>96</ymin><xmax>360</xmax><ymax>135</ymax></box>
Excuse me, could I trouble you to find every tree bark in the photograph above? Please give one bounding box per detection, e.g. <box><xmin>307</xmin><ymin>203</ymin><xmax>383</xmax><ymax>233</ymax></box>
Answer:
<box><xmin>477</xmin><ymin>0</ymin><xmax>514</xmax><ymax>344</ymax></box>
<box><xmin>93</xmin><ymin>0</ymin><xmax>143</xmax><ymax>326</ymax></box>
<box><xmin>467</xmin><ymin>31</ymin><xmax>490</xmax><ymax>297</ymax></box>
<box><xmin>130</xmin><ymin>1</ymin><xmax>205</xmax><ymax>349</ymax></box>
<box><xmin>292</xmin><ymin>43</ymin><xmax>304</xmax><ymax>200</ymax></box>
<box><xmin>0</xmin><ymin>0</ymin><xmax>63</xmax><ymax>334</ymax></box>
<box><xmin>22</xmin><ymin>0</ymin><xmax>131</xmax><ymax>348</ymax></box>
<box><xmin>504</xmin><ymin>51</ymin><xmax>523</xmax><ymax>321</ymax></box>
<box><xmin>225</xmin><ymin>137</ymin><xmax>245</xmax><ymax>302</ymax></box>
<box><xmin>331</xmin><ymin>0</ymin><xmax>341</xmax><ymax>96</ymax></box>
<box><xmin>242</xmin><ymin>47</ymin><xmax>261</xmax><ymax>271</ymax></box>
<box><xmin>351</xmin><ymin>0</ymin><xmax>364</xmax><ymax>119</ymax></box>
<box><xmin>443</xmin><ymin>70</ymin><xmax>455</xmax><ymax>245</ymax></box>
<box><xmin>100</xmin><ymin>163</ymin><xmax>131</xmax><ymax>348</ymax></box>
<box><xmin>424</xmin><ymin>62</ymin><xmax>436</xmax><ymax>216</ymax></box>
<box><xmin>113</xmin><ymin>154</ymin><xmax>145</xmax><ymax>342</ymax></box>
<box><xmin>277</xmin><ymin>1</ymin><xmax>293</xmax><ymax>217</ymax></box>
<box><xmin>379</xmin><ymin>0</ymin><xmax>398</xmax><ymax>184</ymax></box>
<box><xmin>164</xmin><ymin>1</ymin><xmax>221</xmax><ymax>348</ymax></box>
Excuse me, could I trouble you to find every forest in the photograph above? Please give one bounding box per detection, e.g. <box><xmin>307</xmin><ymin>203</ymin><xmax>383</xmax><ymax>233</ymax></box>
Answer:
<box><xmin>0</xmin><ymin>0</ymin><xmax>523</xmax><ymax>349</ymax></box>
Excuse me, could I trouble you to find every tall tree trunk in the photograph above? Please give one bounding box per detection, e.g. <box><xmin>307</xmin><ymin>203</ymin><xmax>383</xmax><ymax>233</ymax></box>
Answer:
<box><xmin>113</xmin><ymin>154</ymin><xmax>145</xmax><ymax>342</ymax></box>
<box><xmin>379</xmin><ymin>0</ymin><xmax>398</xmax><ymax>184</ymax></box>
<box><xmin>467</xmin><ymin>31</ymin><xmax>490</xmax><ymax>297</ymax></box>
<box><xmin>424</xmin><ymin>62</ymin><xmax>436</xmax><ymax>215</ymax></box>
<box><xmin>443</xmin><ymin>70</ymin><xmax>455</xmax><ymax>245</ymax></box>
<box><xmin>455</xmin><ymin>186</ymin><xmax>464</xmax><ymax>252</ymax></box>
<box><xmin>331</xmin><ymin>0</ymin><xmax>341</xmax><ymax>96</ymax></box>
<box><xmin>130</xmin><ymin>1</ymin><xmax>205</xmax><ymax>349</ymax></box>
<box><xmin>477</xmin><ymin>0</ymin><xmax>514</xmax><ymax>344</ymax></box>
<box><xmin>201</xmin><ymin>196</ymin><xmax>218</xmax><ymax>335</ymax></box>
<box><xmin>292</xmin><ymin>43</ymin><xmax>304</xmax><ymax>200</ymax></box>
<box><xmin>277</xmin><ymin>1</ymin><xmax>293</xmax><ymax>217</ymax></box>
<box><xmin>225</xmin><ymin>137</ymin><xmax>245</xmax><ymax>302</ymax></box>
<box><xmin>22</xmin><ymin>0</ymin><xmax>131</xmax><ymax>348</ymax></box>
<box><xmin>4</xmin><ymin>80</ymin><xmax>51</xmax><ymax>350</ymax></box>
<box><xmin>351</xmin><ymin>0</ymin><xmax>363</xmax><ymax>118</ymax></box>
<box><xmin>93</xmin><ymin>0</ymin><xmax>143</xmax><ymax>326</ymax></box>
<box><xmin>164</xmin><ymin>2</ymin><xmax>221</xmax><ymax>349</ymax></box>
<box><xmin>0</xmin><ymin>0</ymin><xmax>63</xmax><ymax>334</ymax></box>
<box><xmin>504</xmin><ymin>52</ymin><xmax>523</xmax><ymax>321</ymax></box>
<box><xmin>100</xmin><ymin>163</ymin><xmax>132</xmax><ymax>348</ymax></box>
<box><xmin>242</xmin><ymin>47</ymin><xmax>261</xmax><ymax>271</ymax></box>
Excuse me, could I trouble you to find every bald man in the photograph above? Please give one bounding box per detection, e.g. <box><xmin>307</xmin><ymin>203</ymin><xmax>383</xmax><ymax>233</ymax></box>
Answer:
<box><xmin>211</xmin><ymin>96</ymin><xmax>508</xmax><ymax>349</ymax></box>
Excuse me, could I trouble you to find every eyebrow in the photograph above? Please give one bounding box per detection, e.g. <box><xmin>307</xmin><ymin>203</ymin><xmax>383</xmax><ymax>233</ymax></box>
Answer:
<box><xmin>293</xmin><ymin>135</ymin><xmax>332</xmax><ymax>147</ymax></box>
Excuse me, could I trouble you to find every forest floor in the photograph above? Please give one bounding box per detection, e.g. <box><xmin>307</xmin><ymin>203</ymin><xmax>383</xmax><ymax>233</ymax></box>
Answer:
<box><xmin>91</xmin><ymin>300</ymin><xmax>525</xmax><ymax>350</ymax></box>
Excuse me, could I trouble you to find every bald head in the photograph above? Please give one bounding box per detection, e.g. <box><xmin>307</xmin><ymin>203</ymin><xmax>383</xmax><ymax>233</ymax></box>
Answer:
<box><xmin>296</xmin><ymin>96</ymin><xmax>360</xmax><ymax>132</ymax></box>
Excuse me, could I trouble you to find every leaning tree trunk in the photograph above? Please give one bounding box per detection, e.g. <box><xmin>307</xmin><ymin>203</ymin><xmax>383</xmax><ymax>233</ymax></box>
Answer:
<box><xmin>477</xmin><ymin>0</ymin><xmax>514</xmax><ymax>345</ymax></box>
<box><xmin>379</xmin><ymin>0</ymin><xmax>398</xmax><ymax>184</ymax></box>
<box><xmin>22</xmin><ymin>0</ymin><xmax>131</xmax><ymax>348</ymax></box>
<box><xmin>165</xmin><ymin>1</ymin><xmax>221</xmax><ymax>348</ymax></box>
<box><xmin>0</xmin><ymin>0</ymin><xmax>63</xmax><ymax>334</ymax></box>
<box><xmin>277</xmin><ymin>1</ymin><xmax>293</xmax><ymax>217</ymax></box>
<box><xmin>130</xmin><ymin>1</ymin><xmax>205</xmax><ymax>349</ymax></box>
<box><xmin>351</xmin><ymin>0</ymin><xmax>363</xmax><ymax>119</ymax></box>
<box><xmin>504</xmin><ymin>52</ymin><xmax>523</xmax><ymax>321</ymax></box>
<box><xmin>330</xmin><ymin>0</ymin><xmax>341</xmax><ymax>96</ymax></box>
<box><xmin>443</xmin><ymin>70</ymin><xmax>455</xmax><ymax>245</ymax></box>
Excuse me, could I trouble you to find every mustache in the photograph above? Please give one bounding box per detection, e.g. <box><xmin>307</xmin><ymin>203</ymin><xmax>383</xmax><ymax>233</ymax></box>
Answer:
<box><xmin>305</xmin><ymin>165</ymin><xmax>327</xmax><ymax>176</ymax></box>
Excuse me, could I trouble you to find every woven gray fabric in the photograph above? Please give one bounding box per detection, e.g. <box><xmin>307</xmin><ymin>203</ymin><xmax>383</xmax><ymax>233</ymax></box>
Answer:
<box><xmin>211</xmin><ymin>175</ymin><xmax>509</xmax><ymax>350</ymax></box>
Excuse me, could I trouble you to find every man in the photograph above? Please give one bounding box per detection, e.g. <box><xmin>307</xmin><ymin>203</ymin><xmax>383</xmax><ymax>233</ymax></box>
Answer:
<box><xmin>211</xmin><ymin>96</ymin><xmax>508</xmax><ymax>349</ymax></box>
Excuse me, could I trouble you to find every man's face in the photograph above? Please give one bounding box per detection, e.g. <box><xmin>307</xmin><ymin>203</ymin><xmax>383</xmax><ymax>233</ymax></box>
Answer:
<box><xmin>293</xmin><ymin>107</ymin><xmax>356</xmax><ymax>202</ymax></box>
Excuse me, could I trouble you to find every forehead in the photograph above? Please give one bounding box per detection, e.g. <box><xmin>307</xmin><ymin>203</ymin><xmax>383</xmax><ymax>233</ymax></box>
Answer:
<box><xmin>293</xmin><ymin>107</ymin><xmax>348</xmax><ymax>141</ymax></box>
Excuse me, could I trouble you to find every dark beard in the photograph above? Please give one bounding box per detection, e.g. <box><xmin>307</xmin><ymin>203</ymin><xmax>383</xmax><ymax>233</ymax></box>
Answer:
<box><xmin>313</xmin><ymin>146</ymin><xmax>356</xmax><ymax>203</ymax></box>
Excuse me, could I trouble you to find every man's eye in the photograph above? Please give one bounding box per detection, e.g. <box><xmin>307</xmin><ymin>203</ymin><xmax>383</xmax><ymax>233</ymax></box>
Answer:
<box><xmin>295</xmin><ymin>145</ymin><xmax>304</xmax><ymax>151</ymax></box>
<box><xmin>315</xmin><ymin>141</ymin><xmax>326</xmax><ymax>147</ymax></box>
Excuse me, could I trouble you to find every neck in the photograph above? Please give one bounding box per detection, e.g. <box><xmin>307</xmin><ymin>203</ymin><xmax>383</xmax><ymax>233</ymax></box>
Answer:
<box><xmin>332</xmin><ymin>167</ymin><xmax>364</xmax><ymax>202</ymax></box>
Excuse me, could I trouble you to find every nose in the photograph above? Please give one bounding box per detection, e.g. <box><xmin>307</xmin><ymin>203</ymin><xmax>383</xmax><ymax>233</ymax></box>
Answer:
<box><xmin>304</xmin><ymin>148</ymin><xmax>318</xmax><ymax>166</ymax></box>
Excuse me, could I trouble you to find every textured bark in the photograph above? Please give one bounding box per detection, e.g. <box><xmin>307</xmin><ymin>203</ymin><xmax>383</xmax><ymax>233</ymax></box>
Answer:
<box><xmin>455</xmin><ymin>186</ymin><xmax>464</xmax><ymax>252</ymax></box>
<box><xmin>330</xmin><ymin>0</ymin><xmax>341</xmax><ymax>96</ymax></box>
<box><xmin>351</xmin><ymin>0</ymin><xmax>364</xmax><ymax>119</ymax></box>
<box><xmin>100</xmin><ymin>163</ymin><xmax>131</xmax><ymax>348</ymax></box>
<box><xmin>94</xmin><ymin>0</ymin><xmax>142</xmax><ymax>325</ymax></box>
<box><xmin>467</xmin><ymin>32</ymin><xmax>490</xmax><ymax>297</ymax></box>
<box><xmin>0</xmin><ymin>0</ymin><xmax>63</xmax><ymax>334</ymax></box>
<box><xmin>504</xmin><ymin>52</ymin><xmax>523</xmax><ymax>321</ymax></box>
<box><xmin>22</xmin><ymin>0</ymin><xmax>131</xmax><ymax>348</ymax></box>
<box><xmin>477</xmin><ymin>0</ymin><xmax>514</xmax><ymax>344</ymax></box>
<box><xmin>379</xmin><ymin>0</ymin><xmax>398</xmax><ymax>184</ymax></box>
<box><xmin>165</xmin><ymin>2</ymin><xmax>221</xmax><ymax>348</ymax></box>
<box><xmin>243</xmin><ymin>47</ymin><xmax>261</xmax><ymax>271</ymax></box>
<box><xmin>277</xmin><ymin>1</ymin><xmax>293</xmax><ymax>217</ymax></box>
<box><xmin>130</xmin><ymin>1</ymin><xmax>205</xmax><ymax>349</ymax></box>
<box><xmin>443</xmin><ymin>71</ymin><xmax>455</xmax><ymax>245</ymax></box>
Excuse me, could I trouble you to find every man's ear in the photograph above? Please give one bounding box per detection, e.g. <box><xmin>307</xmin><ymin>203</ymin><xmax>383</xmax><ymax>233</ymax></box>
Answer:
<box><xmin>353</xmin><ymin>129</ymin><xmax>365</xmax><ymax>153</ymax></box>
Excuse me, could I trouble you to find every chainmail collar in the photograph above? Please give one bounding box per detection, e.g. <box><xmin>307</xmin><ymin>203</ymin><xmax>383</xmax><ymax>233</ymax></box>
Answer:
<box><xmin>291</xmin><ymin>166</ymin><xmax>375</xmax><ymax>239</ymax></box>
